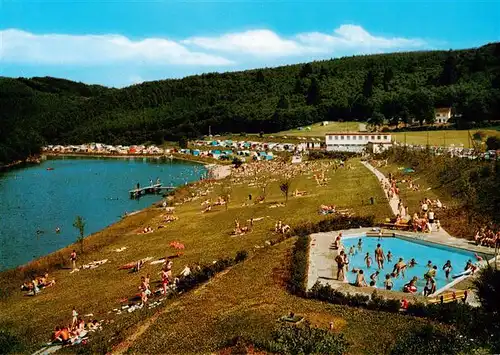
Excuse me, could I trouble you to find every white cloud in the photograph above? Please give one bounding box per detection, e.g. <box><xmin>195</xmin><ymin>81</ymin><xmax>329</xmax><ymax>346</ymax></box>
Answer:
<box><xmin>182</xmin><ymin>29</ymin><xmax>305</xmax><ymax>57</ymax></box>
<box><xmin>0</xmin><ymin>29</ymin><xmax>233</xmax><ymax>66</ymax></box>
<box><xmin>184</xmin><ymin>24</ymin><xmax>426</xmax><ymax>58</ymax></box>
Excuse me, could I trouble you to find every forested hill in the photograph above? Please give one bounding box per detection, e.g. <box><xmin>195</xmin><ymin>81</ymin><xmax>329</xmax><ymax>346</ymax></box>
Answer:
<box><xmin>1</xmin><ymin>42</ymin><xmax>500</xmax><ymax>165</ymax></box>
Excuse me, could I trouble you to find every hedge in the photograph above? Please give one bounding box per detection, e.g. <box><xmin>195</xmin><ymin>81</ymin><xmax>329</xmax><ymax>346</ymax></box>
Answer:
<box><xmin>176</xmin><ymin>250</ymin><xmax>248</xmax><ymax>293</ymax></box>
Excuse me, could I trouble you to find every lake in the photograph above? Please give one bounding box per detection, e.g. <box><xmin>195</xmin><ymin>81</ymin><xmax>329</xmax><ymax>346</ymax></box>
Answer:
<box><xmin>0</xmin><ymin>156</ymin><xmax>205</xmax><ymax>270</ymax></box>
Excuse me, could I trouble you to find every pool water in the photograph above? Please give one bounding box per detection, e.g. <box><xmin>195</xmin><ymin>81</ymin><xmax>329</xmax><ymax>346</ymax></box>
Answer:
<box><xmin>342</xmin><ymin>236</ymin><xmax>476</xmax><ymax>293</ymax></box>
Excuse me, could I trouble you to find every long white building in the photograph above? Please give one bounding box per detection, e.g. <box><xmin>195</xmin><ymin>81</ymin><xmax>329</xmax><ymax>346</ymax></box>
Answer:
<box><xmin>325</xmin><ymin>132</ymin><xmax>392</xmax><ymax>153</ymax></box>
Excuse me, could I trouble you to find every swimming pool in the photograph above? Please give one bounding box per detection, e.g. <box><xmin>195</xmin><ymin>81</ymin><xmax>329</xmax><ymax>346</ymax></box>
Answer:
<box><xmin>341</xmin><ymin>236</ymin><xmax>477</xmax><ymax>293</ymax></box>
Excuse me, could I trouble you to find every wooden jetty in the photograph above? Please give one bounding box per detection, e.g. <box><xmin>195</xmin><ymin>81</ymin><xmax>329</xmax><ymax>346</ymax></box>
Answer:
<box><xmin>129</xmin><ymin>184</ymin><xmax>175</xmax><ymax>198</ymax></box>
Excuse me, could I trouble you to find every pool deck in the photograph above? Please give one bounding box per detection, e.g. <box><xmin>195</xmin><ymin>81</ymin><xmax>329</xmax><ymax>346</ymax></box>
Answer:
<box><xmin>306</xmin><ymin>162</ymin><xmax>498</xmax><ymax>305</ymax></box>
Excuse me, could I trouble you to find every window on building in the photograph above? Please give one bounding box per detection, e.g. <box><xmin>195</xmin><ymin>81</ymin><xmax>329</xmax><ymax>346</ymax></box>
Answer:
<box><xmin>358</xmin><ymin>136</ymin><xmax>362</xmax><ymax>140</ymax></box>
<box><xmin>371</xmin><ymin>136</ymin><xmax>375</xmax><ymax>140</ymax></box>
<box><xmin>341</xmin><ymin>136</ymin><xmax>344</xmax><ymax>140</ymax></box>
<box><xmin>383</xmin><ymin>136</ymin><xmax>387</xmax><ymax>140</ymax></box>
<box><xmin>328</xmin><ymin>135</ymin><xmax>332</xmax><ymax>140</ymax></box>
<box><xmin>365</xmin><ymin>136</ymin><xmax>368</xmax><ymax>140</ymax></box>
<box><xmin>347</xmin><ymin>136</ymin><xmax>350</xmax><ymax>140</ymax></box>
<box><xmin>377</xmin><ymin>135</ymin><xmax>381</xmax><ymax>140</ymax></box>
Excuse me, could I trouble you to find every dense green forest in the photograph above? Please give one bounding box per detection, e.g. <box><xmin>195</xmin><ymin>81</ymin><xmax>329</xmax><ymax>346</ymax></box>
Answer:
<box><xmin>1</xmin><ymin>42</ymin><xmax>500</xmax><ymax>165</ymax></box>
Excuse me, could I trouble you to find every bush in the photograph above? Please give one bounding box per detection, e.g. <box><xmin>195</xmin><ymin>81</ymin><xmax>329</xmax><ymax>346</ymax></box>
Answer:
<box><xmin>0</xmin><ymin>326</ymin><xmax>25</xmax><ymax>354</ymax></box>
<box><xmin>176</xmin><ymin>251</ymin><xmax>247</xmax><ymax>293</ymax></box>
<box><xmin>259</xmin><ymin>321</ymin><xmax>349</xmax><ymax>355</ymax></box>
<box><xmin>390</xmin><ymin>325</ymin><xmax>475</xmax><ymax>355</ymax></box>
<box><xmin>308</xmin><ymin>151</ymin><xmax>358</xmax><ymax>161</ymax></box>
<box><xmin>288</xmin><ymin>236</ymin><xmax>309</xmax><ymax>296</ymax></box>
<box><xmin>234</xmin><ymin>250</ymin><xmax>248</xmax><ymax>263</ymax></box>
<box><xmin>293</xmin><ymin>215</ymin><xmax>375</xmax><ymax>237</ymax></box>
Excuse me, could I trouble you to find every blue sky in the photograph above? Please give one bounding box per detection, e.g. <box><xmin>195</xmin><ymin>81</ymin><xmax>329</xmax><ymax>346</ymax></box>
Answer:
<box><xmin>1</xmin><ymin>1</ymin><xmax>499</xmax><ymax>87</ymax></box>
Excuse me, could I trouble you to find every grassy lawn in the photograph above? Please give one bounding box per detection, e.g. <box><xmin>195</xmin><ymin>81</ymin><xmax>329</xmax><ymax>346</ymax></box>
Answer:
<box><xmin>391</xmin><ymin>129</ymin><xmax>500</xmax><ymax>148</ymax></box>
<box><xmin>127</xmin><ymin>238</ymin><xmax>431</xmax><ymax>355</ymax></box>
<box><xmin>275</xmin><ymin>123</ymin><xmax>500</xmax><ymax>148</ymax></box>
<box><xmin>0</xmin><ymin>158</ymin><xmax>391</xmax><ymax>353</ymax></box>
<box><xmin>278</xmin><ymin>121</ymin><xmax>363</xmax><ymax>137</ymax></box>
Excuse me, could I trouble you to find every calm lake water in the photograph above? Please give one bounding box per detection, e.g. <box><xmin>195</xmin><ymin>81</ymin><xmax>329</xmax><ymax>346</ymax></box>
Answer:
<box><xmin>0</xmin><ymin>156</ymin><xmax>205</xmax><ymax>270</ymax></box>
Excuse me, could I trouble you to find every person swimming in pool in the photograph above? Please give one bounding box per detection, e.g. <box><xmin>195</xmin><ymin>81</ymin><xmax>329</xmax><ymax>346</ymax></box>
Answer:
<box><xmin>408</xmin><ymin>258</ymin><xmax>417</xmax><ymax>267</ymax></box>
<box><xmin>348</xmin><ymin>245</ymin><xmax>355</xmax><ymax>256</ymax></box>
<box><xmin>364</xmin><ymin>252</ymin><xmax>373</xmax><ymax>268</ymax></box>
<box><xmin>370</xmin><ymin>270</ymin><xmax>380</xmax><ymax>285</ymax></box>
<box><xmin>426</xmin><ymin>260</ymin><xmax>433</xmax><ymax>268</ymax></box>
<box><xmin>442</xmin><ymin>260</ymin><xmax>452</xmax><ymax>279</ymax></box>
<box><xmin>386</xmin><ymin>251</ymin><xmax>393</xmax><ymax>263</ymax></box>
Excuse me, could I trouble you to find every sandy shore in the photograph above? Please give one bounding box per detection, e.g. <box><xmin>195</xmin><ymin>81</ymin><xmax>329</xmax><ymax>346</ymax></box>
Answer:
<box><xmin>206</xmin><ymin>164</ymin><xmax>232</xmax><ymax>179</ymax></box>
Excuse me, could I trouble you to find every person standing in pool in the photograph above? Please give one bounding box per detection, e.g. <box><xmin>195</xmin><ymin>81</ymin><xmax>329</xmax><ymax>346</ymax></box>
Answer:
<box><xmin>364</xmin><ymin>252</ymin><xmax>373</xmax><ymax>268</ymax></box>
<box><xmin>394</xmin><ymin>258</ymin><xmax>407</xmax><ymax>278</ymax></box>
<box><xmin>374</xmin><ymin>243</ymin><xmax>386</xmax><ymax>269</ymax></box>
<box><xmin>409</xmin><ymin>258</ymin><xmax>417</xmax><ymax>267</ymax></box>
<box><xmin>384</xmin><ymin>274</ymin><xmax>393</xmax><ymax>290</ymax></box>
<box><xmin>442</xmin><ymin>260</ymin><xmax>453</xmax><ymax>279</ymax></box>
<box><xmin>357</xmin><ymin>238</ymin><xmax>363</xmax><ymax>250</ymax></box>
<box><xmin>426</xmin><ymin>260</ymin><xmax>433</xmax><ymax>268</ymax></box>
<box><xmin>386</xmin><ymin>251</ymin><xmax>393</xmax><ymax>263</ymax></box>
<box><xmin>348</xmin><ymin>245</ymin><xmax>355</xmax><ymax>256</ymax></box>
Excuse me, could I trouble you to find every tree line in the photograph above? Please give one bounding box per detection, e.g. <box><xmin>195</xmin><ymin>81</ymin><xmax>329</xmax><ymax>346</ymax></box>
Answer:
<box><xmin>1</xmin><ymin>43</ymin><xmax>500</xmax><ymax>165</ymax></box>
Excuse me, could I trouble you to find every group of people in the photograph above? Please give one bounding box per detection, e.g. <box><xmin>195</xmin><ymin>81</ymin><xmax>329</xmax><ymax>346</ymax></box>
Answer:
<box><xmin>474</xmin><ymin>227</ymin><xmax>500</xmax><ymax>248</ymax></box>
<box><xmin>50</xmin><ymin>308</ymin><xmax>101</xmax><ymax>346</ymax></box>
<box><xmin>21</xmin><ymin>272</ymin><xmax>56</xmax><ymax>295</ymax></box>
<box><xmin>274</xmin><ymin>220</ymin><xmax>291</xmax><ymax>235</ymax></box>
<box><xmin>232</xmin><ymin>219</ymin><xmax>252</xmax><ymax>236</ymax></box>
<box><xmin>333</xmin><ymin>234</ymin><xmax>481</xmax><ymax>295</ymax></box>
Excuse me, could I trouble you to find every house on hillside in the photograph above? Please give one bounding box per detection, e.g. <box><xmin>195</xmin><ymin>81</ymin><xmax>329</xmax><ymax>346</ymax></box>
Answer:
<box><xmin>325</xmin><ymin>133</ymin><xmax>392</xmax><ymax>153</ymax></box>
<box><xmin>435</xmin><ymin>107</ymin><xmax>452</xmax><ymax>124</ymax></box>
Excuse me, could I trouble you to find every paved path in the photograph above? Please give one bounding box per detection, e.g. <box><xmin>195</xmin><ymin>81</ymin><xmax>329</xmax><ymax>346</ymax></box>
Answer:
<box><xmin>361</xmin><ymin>161</ymin><xmax>399</xmax><ymax>216</ymax></box>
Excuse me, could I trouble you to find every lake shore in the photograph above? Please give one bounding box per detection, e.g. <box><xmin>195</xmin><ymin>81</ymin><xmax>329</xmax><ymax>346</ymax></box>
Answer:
<box><xmin>1</xmin><ymin>154</ymin><xmax>231</xmax><ymax>273</ymax></box>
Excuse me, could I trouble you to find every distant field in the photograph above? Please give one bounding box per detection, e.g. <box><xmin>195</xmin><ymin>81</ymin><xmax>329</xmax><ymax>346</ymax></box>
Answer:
<box><xmin>277</xmin><ymin>123</ymin><xmax>500</xmax><ymax>148</ymax></box>
<box><xmin>391</xmin><ymin>129</ymin><xmax>500</xmax><ymax>148</ymax></box>
<box><xmin>278</xmin><ymin>121</ymin><xmax>363</xmax><ymax>137</ymax></box>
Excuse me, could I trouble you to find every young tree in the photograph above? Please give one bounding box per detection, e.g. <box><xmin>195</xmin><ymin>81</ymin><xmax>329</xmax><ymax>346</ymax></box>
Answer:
<box><xmin>363</xmin><ymin>70</ymin><xmax>375</xmax><ymax>98</ymax></box>
<box><xmin>306</xmin><ymin>78</ymin><xmax>322</xmax><ymax>106</ymax></box>
<box><xmin>73</xmin><ymin>216</ymin><xmax>86</xmax><ymax>253</ymax></box>
<box><xmin>439</xmin><ymin>51</ymin><xmax>459</xmax><ymax>86</ymax></box>
<box><xmin>280</xmin><ymin>180</ymin><xmax>292</xmax><ymax>205</ymax></box>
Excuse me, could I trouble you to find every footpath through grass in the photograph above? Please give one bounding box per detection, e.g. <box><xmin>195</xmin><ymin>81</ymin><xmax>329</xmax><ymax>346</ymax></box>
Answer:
<box><xmin>0</xmin><ymin>158</ymin><xmax>391</xmax><ymax>353</ymax></box>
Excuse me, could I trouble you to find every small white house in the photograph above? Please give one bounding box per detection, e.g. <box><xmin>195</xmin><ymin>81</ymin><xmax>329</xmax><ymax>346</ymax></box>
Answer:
<box><xmin>325</xmin><ymin>133</ymin><xmax>392</xmax><ymax>153</ymax></box>
<box><xmin>435</xmin><ymin>107</ymin><xmax>452</xmax><ymax>124</ymax></box>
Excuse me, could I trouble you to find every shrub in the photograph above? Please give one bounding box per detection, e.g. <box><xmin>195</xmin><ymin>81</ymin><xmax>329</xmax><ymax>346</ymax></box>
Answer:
<box><xmin>0</xmin><ymin>326</ymin><xmax>25</xmax><ymax>354</ymax></box>
<box><xmin>390</xmin><ymin>325</ymin><xmax>475</xmax><ymax>355</ymax></box>
<box><xmin>259</xmin><ymin>321</ymin><xmax>349</xmax><ymax>355</ymax></box>
<box><xmin>288</xmin><ymin>236</ymin><xmax>309</xmax><ymax>296</ymax></box>
<box><xmin>234</xmin><ymin>250</ymin><xmax>248</xmax><ymax>263</ymax></box>
<box><xmin>293</xmin><ymin>215</ymin><xmax>375</xmax><ymax>237</ymax></box>
<box><xmin>308</xmin><ymin>151</ymin><xmax>358</xmax><ymax>161</ymax></box>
